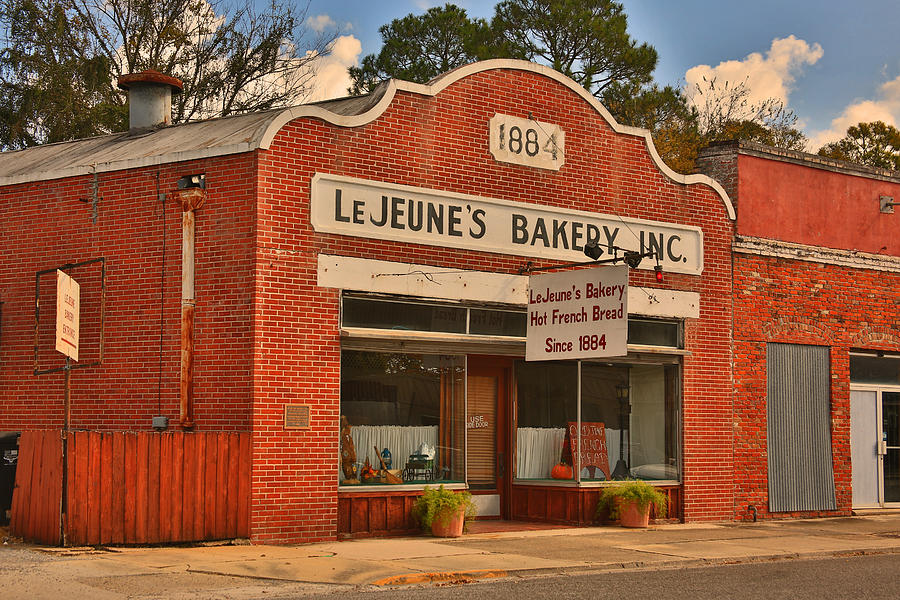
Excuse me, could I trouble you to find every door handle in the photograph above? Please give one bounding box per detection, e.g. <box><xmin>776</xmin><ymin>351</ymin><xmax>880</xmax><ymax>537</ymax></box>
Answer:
<box><xmin>498</xmin><ymin>452</ymin><xmax>505</xmax><ymax>478</ymax></box>
<box><xmin>878</xmin><ymin>441</ymin><xmax>888</xmax><ymax>455</ymax></box>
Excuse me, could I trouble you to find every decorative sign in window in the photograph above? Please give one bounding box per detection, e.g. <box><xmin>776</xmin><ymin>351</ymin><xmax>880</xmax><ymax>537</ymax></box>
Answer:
<box><xmin>489</xmin><ymin>114</ymin><xmax>564</xmax><ymax>171</ymax></box>
<box><xmin>467</xmin><ymin>415</ymin><xmax>490</xmax><ymax>429</ymax></box>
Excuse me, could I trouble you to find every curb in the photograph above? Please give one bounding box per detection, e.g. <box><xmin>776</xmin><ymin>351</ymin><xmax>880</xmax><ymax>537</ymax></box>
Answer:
<box><xmin>367</xmin><ymin>546</ymin><xmax>900</xmax><ymax>587</ymax></box>
<box><xmin>371</xmin><ymin>569</ymin><xmax>508</xmax><ymax>587</ymax></box>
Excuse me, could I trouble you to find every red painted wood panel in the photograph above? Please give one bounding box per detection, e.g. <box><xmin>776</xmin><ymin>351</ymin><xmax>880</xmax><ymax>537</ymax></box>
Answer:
<box><xmin>110</xmin><ymin>433</ymin><xmax>125</xmax><ymax>543</ymax></box>
<box><xmin>87</xmin><ymin>432</ymin><xmax>101</xmax><ymax>542</ymax></box>
<box><xmin>171</xmin><ymin>432</ymin><xmax>184</xmax><ymax>541</ymax></box>
<box><xmin>12</xmin><ymin>431</ymin><xmax>250</xmax><ymax>546</ymax></box>
<box><xmin>147</xmin><ymin>434</ymin><xmax>160</xmax><ymax>543</ymax></box>
<box><xmin>338</xmin><ymin>491</ymin><xmax>423</xmax><ymax>538</ymax></box>
<box><xmin>9</xmin><ymin>431</ymin><xmax>62</xmax><ymax>545</ymax></box>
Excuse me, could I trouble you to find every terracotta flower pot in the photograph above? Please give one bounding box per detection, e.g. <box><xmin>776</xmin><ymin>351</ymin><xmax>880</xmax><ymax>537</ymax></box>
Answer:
<box><xmin>617</xmin><ymin>498</ymin><xmax>650</xmax><ymax>528</ymax></box>
<box><xmin>430</xmin><ymin>505</ymin><xmax>466</xmax><ymax>537</ymax></box>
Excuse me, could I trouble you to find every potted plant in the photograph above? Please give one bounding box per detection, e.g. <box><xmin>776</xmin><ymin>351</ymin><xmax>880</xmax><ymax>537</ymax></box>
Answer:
<box><xmin>413</xmin><ymin>485</ymin><xmax>477</xmax><ymax>537</ymax></box>
<box><xmin>596</xmin><ymin>479</ymin><xmax>667</xmax><ymax>528</ymax></box>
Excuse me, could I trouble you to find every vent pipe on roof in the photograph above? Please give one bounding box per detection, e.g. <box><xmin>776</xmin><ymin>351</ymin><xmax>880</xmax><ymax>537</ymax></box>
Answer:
<box><xmin>117</xmin><ymin>70</ymin><xmax>183</xmax><ymax>132</ymax></box>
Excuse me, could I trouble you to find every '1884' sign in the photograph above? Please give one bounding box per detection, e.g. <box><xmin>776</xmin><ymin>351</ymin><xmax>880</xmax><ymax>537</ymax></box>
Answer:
<box><xmin>489</xmin><ymin>114</ymin><xmax>564</xmax><ymax>171</ymax></box>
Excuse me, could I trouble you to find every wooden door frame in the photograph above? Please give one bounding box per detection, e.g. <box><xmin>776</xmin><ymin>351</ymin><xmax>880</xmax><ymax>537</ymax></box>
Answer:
<box><xmin>467</xmin><ymin>355</ymin><xmax>515</xmax><ymax>519</ymax></box>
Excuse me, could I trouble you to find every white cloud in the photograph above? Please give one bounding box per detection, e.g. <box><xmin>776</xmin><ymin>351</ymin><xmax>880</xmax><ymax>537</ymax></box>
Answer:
<box><xmin>306</xmin><ymin>14</ymin><xmax>336</xmax><ymax>33</ymax></box>
<box><xmin>304</xmin><ymin>35</ymin><xmax>363</xmax><ymax>102</ymax></box>
<box><xmin>808</xmin><ymin>75</ymin><xmax>900</xmax><ymax>149</ymax></box>
<box><xmin>685</xmin><ymin>36</ymin><xmax>823</xmax><ymax>111</ymax></box>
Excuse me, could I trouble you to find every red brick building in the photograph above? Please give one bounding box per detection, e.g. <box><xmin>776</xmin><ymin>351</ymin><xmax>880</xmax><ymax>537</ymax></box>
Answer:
<box><xmin>697</xmin><ymin>142</ymin><xmax>900</xmax><ymax>519</ymax></box>
<box><xmin>1</xmin><ymin>59</ymin><xmax>761</xmax><ymax>545</ymax></box>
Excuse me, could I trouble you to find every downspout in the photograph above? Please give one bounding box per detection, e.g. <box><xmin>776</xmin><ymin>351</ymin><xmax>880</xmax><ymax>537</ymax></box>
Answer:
<box><xmin>177</xmin><ymin>187</ymin><xmax>206</xmax><ymax>429</ymax></box>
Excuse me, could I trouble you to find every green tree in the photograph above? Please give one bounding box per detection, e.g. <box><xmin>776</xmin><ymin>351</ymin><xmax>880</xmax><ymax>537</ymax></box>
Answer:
<box><xmin>491</xmin><ymin>0</ymin><xmax>657</xmax><ymax>98</ymax></box>
<box><xmin>817</xmin><ymin>121</ymin><xmax>900</xmax><ymax>170</ymax></box>
<box><xmin>0</xmin><ymin>0</ymin><xmax>335</xmax><ymax>149</ymax></box>
<box><xmin>349</xmin><ymin>3</ymin><xmax>511</xmax><ymax>95</ymax></box>
<box><xmin>0</xmin><ymin>0</ymin><xmax>120</xmax><ymax>148</ymax></box>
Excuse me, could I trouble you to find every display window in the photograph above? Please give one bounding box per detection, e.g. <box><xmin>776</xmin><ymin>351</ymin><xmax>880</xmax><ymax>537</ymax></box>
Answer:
<box><xmin>339</xmin><ymin>350</ymin><xmax>465</xmax><ymax>486</ymax></box>
<box><xmin>514</xmin><ymin>361</ymin><xmax>680</xmax><ymax>483</ymax></box>
<box><xmin>339</xmin><ymin>294</ymin><xmax>682</xmax><ymax>489</ymax></box>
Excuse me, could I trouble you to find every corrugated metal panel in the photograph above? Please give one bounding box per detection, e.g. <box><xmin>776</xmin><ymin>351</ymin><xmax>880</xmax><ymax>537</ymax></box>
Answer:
<box><xmin>767</xmin><ymin>343</ymin><xmax>837</xmax><ymax>512</ymax></box>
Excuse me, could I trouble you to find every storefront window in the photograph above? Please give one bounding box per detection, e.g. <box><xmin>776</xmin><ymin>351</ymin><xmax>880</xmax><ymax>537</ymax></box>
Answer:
<box><xmin>514</xmin><ymin>361</ymin><xmax>680</xmax><ymax>483</ymax></box>
<box><xmin>515</xmin><ymin>361</ymin><xmax>578</xmax><ymax>480</ymax></box>
<box><xmin>339</xmin><ymin>350</ymin><xmax>465</xmax><ymax>486</ymax></box>
<box><xmin>582</xmin><ymin>363</ymin><xmax>680</xmax><ymax>481</ymax></box>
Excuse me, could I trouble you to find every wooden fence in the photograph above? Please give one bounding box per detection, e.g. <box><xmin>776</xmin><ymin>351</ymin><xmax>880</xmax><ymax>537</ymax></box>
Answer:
<box><xmin>11</xmin><ymin>430</ymin><xmax>251</xmax><ymax>546</ymax></box>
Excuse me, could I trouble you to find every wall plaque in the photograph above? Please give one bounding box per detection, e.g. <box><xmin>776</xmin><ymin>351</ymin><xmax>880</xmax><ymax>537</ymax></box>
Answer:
<box><xmin>284</xmin><ymin>404</ymin><xmax>311</xmax><ymax>429</ymax></box>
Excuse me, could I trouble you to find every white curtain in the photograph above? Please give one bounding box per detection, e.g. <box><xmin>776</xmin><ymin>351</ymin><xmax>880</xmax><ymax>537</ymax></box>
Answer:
<box><xmin>515</xmin><ymin>427</ymin><xmax>565</xmax><ymax>479</ymax></box>
<box><xmin>516</xmin><ymin>426</ymin><xmax>622</xmax><ymax>479</ymax></box>
<box><xmin>341</xmin><ymin>425</ymin><xmax>438</xmax><ymax>481</ymax></box>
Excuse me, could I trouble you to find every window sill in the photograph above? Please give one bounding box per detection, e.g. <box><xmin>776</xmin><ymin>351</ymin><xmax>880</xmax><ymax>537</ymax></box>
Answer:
<box><xmin>513</xmin><ymin>479</ymin><xmax>681</xmax><ymax>487</ymax></box>
<box><xmin>338</xmin><ymin>482</ymin><xmax>467</xmax><ymax>493</ymax></box>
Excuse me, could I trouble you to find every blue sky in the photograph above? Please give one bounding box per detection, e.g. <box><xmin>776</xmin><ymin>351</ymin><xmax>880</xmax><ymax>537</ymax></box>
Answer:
<box><xmin>302</xmin><ymin>0</ymin><xmax>900</xmax><ymax>150</ymax></box>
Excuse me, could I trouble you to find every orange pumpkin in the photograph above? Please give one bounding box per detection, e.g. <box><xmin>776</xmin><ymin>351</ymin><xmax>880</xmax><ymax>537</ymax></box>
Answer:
<box><xmin>551</xmin><ymin>463</ymin><xmax>573</xmax><ymax>479</ymax></box>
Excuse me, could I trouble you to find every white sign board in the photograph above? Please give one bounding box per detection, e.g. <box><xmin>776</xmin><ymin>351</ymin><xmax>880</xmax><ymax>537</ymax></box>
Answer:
<box><xmin>525</xmin><ymin>266</ymin><xmax>628</xmax><ymax>361</ymax></box>
<box><xmin>310</xmin><ymin>173</ymin><xmax>703</xmax><ymax>275</ymax></box>
<box><xmin>55</xmin><ymin>270</ymin><xmax>80</xmax><ymax>361</ymax></box>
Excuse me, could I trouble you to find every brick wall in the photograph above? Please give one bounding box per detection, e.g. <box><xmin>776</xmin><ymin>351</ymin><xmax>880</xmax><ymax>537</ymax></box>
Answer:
<box><xmin>700</xmin><ymin>143</ymin><xmax>900</xmax><ymax>520</ymax></box>
<box><xmin>250</xmin><ymin>66</ymin><xmax>735</xmax><ymax>542</ymax></box>
<box><xmin>0</xmin><ymin>155</ymin><xmax>256</xmax><ymax>433</ymax></box>
<box><xmin>732</xmin><ymin>253</ymin><xmax>900</xmax><ymax>519</ymax></box>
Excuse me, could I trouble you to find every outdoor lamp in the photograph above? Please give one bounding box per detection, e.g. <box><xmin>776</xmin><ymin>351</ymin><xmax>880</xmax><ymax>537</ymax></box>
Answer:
<box><xmin>612</xmin><ymin>383</ymin><xmax>631</xmax><ymax>479</ymax></box>
<box><xmin>584</xmin><ymin>240</ymin><xmax>604</xmax><ymax>260</ymax></box>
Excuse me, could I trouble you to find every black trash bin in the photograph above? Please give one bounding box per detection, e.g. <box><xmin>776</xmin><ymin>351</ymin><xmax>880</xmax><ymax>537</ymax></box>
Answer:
<box><xmin>0</xmin><ymin>432</ymin><xmax>20</xmax><ymax>526</ymax></box>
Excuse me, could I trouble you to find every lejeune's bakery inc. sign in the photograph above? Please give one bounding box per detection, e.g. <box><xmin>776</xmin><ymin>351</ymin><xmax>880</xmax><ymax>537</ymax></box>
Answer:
<box><xmin>310</xmin><ymin>173</ymin><xmax>704</xmax><ymax>275</ymax></box>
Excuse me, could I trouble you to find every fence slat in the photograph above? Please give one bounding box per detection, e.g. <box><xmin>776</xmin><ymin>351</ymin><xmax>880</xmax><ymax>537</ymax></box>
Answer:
<box><xmin>111</xmin><ymin>433</ymin><xmax>125</xmax><ymax>544</ymax></box>
<box><xmin>87</xmin><ymin>432</ymin><xmax>101</xmax><ymax>542</ymax></box>
<box><xmin>99</xmin><ymin>433</ymin><xmax>113</xmax><ymax>544</ymax></box>
<box><xmin>124</xmin><ymin>433</ymin><xmax>137</xmax><ymax>543</ymax></box>
<box><xmin>158</xmin><ymin>433</ymin><xmax>172</xmax><ymax>542</ymax></box>
<box><xmin>147</xmin><ymin>434</ymin><xmax>160</xmax><ymax>543</ymax></box>
<box><xmin>171</xmin><ymin>432</ymin><xmax>184</xmax><ymax>542</ymax></box>
<box><xmin>182</xmin><ymin>433</ymin><xmax>197</xmax><ymax>541</ymax></box>
<box><xmin>203</xmin><ymin>434</ymin><xmax>216</xmax><ymax>539</ymax></box>
<box><xmin>10</xmin><ymin>432</ymin><xmax>35</xmax><ymax>538</ymax></box>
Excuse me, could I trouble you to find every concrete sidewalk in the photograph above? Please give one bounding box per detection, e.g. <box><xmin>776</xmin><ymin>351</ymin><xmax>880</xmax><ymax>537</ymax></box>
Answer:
<box><xmin>3</xmin><ymin>514</ymin><xmax>900</xmax><ymax>598</ymax></box>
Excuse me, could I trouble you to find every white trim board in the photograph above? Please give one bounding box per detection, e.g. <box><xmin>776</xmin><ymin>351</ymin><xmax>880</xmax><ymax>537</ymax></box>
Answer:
<box><xmin>317</xmin><ymin>254</ymin><xmax>700</xmax><ymax>320</ymax></box>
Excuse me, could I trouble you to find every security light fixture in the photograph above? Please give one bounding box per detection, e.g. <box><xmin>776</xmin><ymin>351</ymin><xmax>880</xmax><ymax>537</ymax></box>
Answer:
<box><xmin>584</xmin><ymin>239</ymin><xmax>604</xmax><ymax>260</ymax></box>
<box><xmin>519</xmin><ymin>243</ymin><xmax>657</xmax><ymax>274</ymax></box>
<box><xmin>177</xmin><ymin>174</ymin><xmax>206</xmax><ymax>190</ymax></box>
<box><xmin>623</xmin><ymin>251</ymin><xmax>643</xmax><ymax>269</ymax></box>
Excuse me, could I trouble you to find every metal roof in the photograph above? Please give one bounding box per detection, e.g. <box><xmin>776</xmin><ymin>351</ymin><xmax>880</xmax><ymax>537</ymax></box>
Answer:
<box><xmin>0</xmin><ymin>85</ymin><xmax>388</xmax><ymax>187</ymax></box>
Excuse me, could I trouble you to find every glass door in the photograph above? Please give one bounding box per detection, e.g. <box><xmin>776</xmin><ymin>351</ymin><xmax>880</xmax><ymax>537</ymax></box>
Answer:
<box><xmin>884</xmin><ymin>392</ymin><xmax>900</xmax><ymax>504</ymax></box>
<box><xmin>466</xmin><ymin>358</ymin><xmax>510</xmax><ymax>518</ymax></box>
<box><xmin>850</xmin><ymin>390</ymin><xmax>879</xmax><ymax>507</ymax></box>
<box><xmin>850</xmin><ymin>389</ymin><xmax>900</xmax><ymax>507</ymax></box>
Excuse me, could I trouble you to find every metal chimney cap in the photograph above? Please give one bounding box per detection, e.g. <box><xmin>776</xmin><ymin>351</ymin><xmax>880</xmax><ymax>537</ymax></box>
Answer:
<box><xmin>117</xmin><ymin>70</ymin><xmax>183</xmax><ymax>93</ymax></box>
